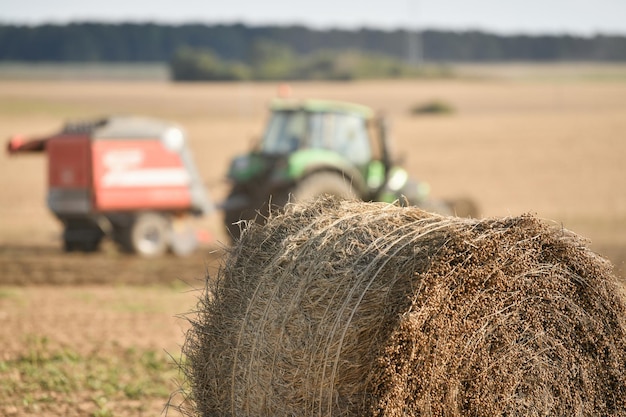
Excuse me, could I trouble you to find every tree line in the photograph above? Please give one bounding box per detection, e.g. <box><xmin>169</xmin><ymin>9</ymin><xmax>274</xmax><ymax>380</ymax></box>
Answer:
<box><xmin>169</xmin><ymin>44</ymin><xmax>456</xmax><ymax>81</ymax></box>
<box><xmin>0</xmin><ymin>23</ymin><xmax>624</xmax><ymax>80</ymax></box>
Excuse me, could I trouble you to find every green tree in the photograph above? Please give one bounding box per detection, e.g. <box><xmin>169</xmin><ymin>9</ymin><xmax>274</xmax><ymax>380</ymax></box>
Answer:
<box><xmin>249</xmin><ymin>40</ymin><xmax>296</xmax><ymax>80</ymax></box>
<box><xmin>169</xmin><ymin>46</ymin><xmax>250</xmax><ymax>81</ymax></box>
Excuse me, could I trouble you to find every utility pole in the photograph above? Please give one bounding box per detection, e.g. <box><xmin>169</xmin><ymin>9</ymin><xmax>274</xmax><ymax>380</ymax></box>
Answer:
<box><xmin>406</xmin><ymin>0</ymin><xmax>423</xmax><ymax>67</ymax></box>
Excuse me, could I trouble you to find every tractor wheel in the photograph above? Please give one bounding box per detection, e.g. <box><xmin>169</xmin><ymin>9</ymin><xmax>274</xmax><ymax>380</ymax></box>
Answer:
<box><xmin>118</xmin><ymin>212</ymin><xmax>170</xmax><ymax>257</ymax></box>
<box><xmin>223</xmin><ymin>173</ymin><xmax>355</xmax><ymax>243</ymax></box>
<box><xmin>445</xmin><ymin>197</ymin><xmax>480</xmax><ymax>218</ymax></box>
<box><xmin>418</xmin><ymin>199</ymin><xmax>454</xmax><ymax>216</ymax></box>
<box><xmin>291</xmin><ymin>171</ymin><xmax>357</xmax><ymax>203</ymax></box>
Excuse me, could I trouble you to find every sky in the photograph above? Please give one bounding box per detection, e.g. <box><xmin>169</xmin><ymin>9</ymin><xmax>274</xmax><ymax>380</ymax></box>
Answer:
<box><xmin>1</xmin><ymin>0</ymin><xmax>625</xmax><ymax>36</ymax></box>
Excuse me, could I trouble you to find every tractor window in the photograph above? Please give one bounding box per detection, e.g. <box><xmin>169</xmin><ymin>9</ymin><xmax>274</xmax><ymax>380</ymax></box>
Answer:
<box><xmin>335</xmin><ymin>114</ymin><xmax>371</xmax><ymax>165</ymax></box>
<box><xmin>309</xmin><ymin>112</ymin><xmax>371</xmax><ymax>166</ymax></box>
<box><xmin>309</xmin><ymin>113</ymin><xmax>333</xmax><ymax>149</ymax></box>
<box><xmin>261</xmin><ymin>111</ymin><xmax>306</xmax><ymax>154</ymax></box>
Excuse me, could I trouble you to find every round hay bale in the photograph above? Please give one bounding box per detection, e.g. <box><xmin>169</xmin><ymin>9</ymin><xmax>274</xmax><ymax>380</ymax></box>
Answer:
<box><xmin>181</xmin><ymin>197</ymin><xmax>626</xmax><ymax>417</ymax></box>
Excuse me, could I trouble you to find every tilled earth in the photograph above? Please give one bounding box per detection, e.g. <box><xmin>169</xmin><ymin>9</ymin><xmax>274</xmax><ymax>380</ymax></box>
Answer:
<box><xmin>0</xmin><ymin>243</ymin><xmax>224</xmax><ymax>286</ymax></box>
<box><xmin>0</xmin><ymin>244</ymin><xmax>224</xmax><ymax>417</ymax></box>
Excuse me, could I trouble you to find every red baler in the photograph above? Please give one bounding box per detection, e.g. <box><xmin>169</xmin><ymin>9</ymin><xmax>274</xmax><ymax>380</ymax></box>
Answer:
<box><xmin>7</xmin><ymin>116</ymin><xmax>213</xmax><ymax>256</ymax></box>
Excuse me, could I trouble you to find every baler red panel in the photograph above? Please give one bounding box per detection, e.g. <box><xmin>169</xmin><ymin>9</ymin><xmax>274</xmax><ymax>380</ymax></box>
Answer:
<box><xmin>47</xmin><ymin>135</ymin><xmax>92</xmax><ymax>189</ymax></box>
<box><xmin>91</xmin><ymin>139</ymin><xmax>192</xmax><ymax>211</ymax></box>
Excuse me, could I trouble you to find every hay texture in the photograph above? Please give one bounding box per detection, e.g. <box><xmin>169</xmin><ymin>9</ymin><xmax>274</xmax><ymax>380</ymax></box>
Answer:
<box><xmin>182</xmin><ymin>197</ymin><xmax>626</xmax><ymax>417</ymax></box>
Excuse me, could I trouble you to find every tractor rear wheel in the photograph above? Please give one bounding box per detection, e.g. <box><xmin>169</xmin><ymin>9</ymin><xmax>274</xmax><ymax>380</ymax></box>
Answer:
<box><xmin>291</xmin><ymin>171</ymin><xmax>357</xmax><ymax>203</ymax></box>
<box><xmin>445</xmin><ymin>197</ymin><xmax>480</xmax><ymax>218</ymax></box>
<box><xmin>224</xmin><ymin>173</ymin><xmax>356</xmax><ymax>243</ymax></box>
<box><xmin>417</xmin><ymin>199</ymin><xmax>454</xmax><ymax>216</ymax></box>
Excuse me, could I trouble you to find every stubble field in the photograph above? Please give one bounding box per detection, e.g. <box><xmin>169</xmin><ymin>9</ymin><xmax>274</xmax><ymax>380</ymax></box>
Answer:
<box><xmin>1</xmin><ymin>65</ymin><xmax>625</xmax><ymax>416</ymax></box>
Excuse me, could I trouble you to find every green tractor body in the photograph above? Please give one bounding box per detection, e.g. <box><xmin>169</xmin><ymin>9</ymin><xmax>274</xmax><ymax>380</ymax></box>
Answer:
<box><xmin>223</xmin><ymin>98</ymin><xmax>472</xmax><ymax>239</ymax></box>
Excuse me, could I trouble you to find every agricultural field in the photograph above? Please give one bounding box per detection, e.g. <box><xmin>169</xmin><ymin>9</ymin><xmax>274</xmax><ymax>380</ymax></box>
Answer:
<box><xmin>0</xmin><ymin>64</ymin><xmax>625</xmax><ymax>416</ymax></box>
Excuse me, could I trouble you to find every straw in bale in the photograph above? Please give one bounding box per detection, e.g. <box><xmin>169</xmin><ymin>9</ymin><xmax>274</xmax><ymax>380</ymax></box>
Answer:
<box><xmin>180</xmin><ymin>196</ymin><xmax>626</xmax><ymax>417</ymax></box>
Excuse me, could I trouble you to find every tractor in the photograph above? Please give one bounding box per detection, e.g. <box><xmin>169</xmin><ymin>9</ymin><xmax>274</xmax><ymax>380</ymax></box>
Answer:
<box><xmin>222</xmin><ymin>98</ymin><xmax>478</xmax><ymax>240</ymax></box>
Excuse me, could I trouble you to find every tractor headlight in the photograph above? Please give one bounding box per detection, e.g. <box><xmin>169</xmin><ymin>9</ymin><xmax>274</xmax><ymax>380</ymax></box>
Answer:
<box><xmin>387</xmin><ymin>169</ymin><xmax>409</xmax><ymax>191</ymax></box>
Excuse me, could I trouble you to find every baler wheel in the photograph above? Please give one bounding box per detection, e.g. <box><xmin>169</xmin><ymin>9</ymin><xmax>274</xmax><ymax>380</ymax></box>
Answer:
<box><xmin>119</xmin><ymin>212</ymin><xmax>170</xmax><ymax>257</ymax></box>
<box><xmin>62</xmin><ymin>222</ymin><xmax>104</xmax><ymax>253</ymax></box>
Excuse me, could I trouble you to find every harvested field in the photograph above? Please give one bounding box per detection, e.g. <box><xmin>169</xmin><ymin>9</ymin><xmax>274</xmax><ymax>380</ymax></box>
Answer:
<box><xmin>182</xmin><ymin>197</ymin><xmax>626</xmax><ymax>417</ymax></box>
<box><xmin>0</xmin><ymin>66</ymin><xmax>625</xmax><ymax>416</ymax></box>
<box><xmin>0</xmin><ymin>285</ymin><xmax>199</xmax><ymax>417</ymax></box>
<box><xmin>0</xmin><ymin>243</ymin><xmax>222</xmax><ymax>286</ymax></box>
<box><xmin>1</xmin><ymin>73</ymin><xmax>625</xmax><ymax>279</ymax></box>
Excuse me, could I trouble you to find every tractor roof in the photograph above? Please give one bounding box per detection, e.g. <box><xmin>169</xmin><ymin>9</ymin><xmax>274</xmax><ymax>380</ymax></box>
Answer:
<box><xmin>270</xmin><ymin>98</ymin><xmax>375</xmax><ymax>119</ymax></box>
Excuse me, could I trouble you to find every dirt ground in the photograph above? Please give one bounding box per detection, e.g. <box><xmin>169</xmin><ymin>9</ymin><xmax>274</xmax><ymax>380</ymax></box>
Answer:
<box><xmin>0</xmin><ymin>283</ymin><xmax>201</xmax><ymax>416</ymax></box>
<box><xmin>1</xmin><ymin>66</ymin><xmax>625</xmax><ymax>416</ymax></box>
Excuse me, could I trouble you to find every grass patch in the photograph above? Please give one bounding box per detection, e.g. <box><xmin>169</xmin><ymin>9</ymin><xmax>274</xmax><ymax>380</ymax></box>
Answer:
<box><xmin>0</xmin><ymin>335</ymin><xmax>181</xmax><ymax>416</ymax></box>
<box><xmin>0</xmin><ymin>288</ymin><xmax>22</xmax><ymax>300</ymax></box>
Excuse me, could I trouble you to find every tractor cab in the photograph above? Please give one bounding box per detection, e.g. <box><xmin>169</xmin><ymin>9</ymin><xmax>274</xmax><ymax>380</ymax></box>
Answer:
<box><xmin>227</xmin><ymin>99</ymin><xmax>393</xmax><ymax>199</ymax></box>
<box><xmin>223</xmin><ymin>96</ymin><xmax>478</xmax><ymax>241</ymax></box>
<box><xmin>223</xmin><ymin>98</ymin><xmax>429</xmax><ymax>239</ymax></box>
<box><xmin>260</xmin><ymin>99</ymin><xmax>374</xmax><ymax>165</ymax></box>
